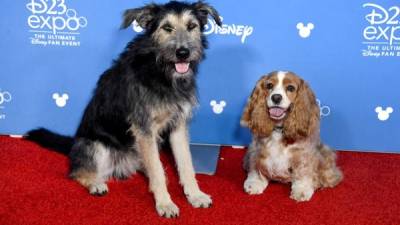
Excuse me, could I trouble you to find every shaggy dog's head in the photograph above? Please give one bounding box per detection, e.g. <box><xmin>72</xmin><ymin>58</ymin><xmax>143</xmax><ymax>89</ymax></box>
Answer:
<box><xmin>122</xmin><ymin>1</ymin><xmax>221</xmax><ymax>79</ymax></box>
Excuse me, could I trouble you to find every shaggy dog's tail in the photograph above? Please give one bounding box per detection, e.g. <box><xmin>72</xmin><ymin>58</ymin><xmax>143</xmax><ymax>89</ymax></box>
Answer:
<box><xmin>26</xmin><ymin>128</ymin><xmax>73</xmax><ymax>155</ymax></box>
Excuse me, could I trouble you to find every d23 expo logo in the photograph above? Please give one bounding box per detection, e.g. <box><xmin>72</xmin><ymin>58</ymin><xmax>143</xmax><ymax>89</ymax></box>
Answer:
<box><xmin>26</xmin><ymin>0</ymin><xmax>87</xmax><ymax>47</ymax></box>
<box><xmin>362</xmin><ymin>3</ymin><xmax>400</xmax><ymax>57</ymax></box>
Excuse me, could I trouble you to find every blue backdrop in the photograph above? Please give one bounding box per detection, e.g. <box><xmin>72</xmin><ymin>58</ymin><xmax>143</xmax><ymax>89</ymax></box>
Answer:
<box><xmin>0</xmin><ymin>0</ymin><xmax>399</xmax><ymax>152</ymax></box>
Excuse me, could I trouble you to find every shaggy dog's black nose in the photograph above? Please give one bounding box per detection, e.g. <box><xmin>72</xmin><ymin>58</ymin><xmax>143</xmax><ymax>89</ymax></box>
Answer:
<box><xmin>176</xmin><ymin>47</ymin><xmax>190</xmax><ymax>60</ymax></box>
<box><xmin>271</xmin><ymin>94</ymin><xmax>282</xmax><ymax>104</ymax></box>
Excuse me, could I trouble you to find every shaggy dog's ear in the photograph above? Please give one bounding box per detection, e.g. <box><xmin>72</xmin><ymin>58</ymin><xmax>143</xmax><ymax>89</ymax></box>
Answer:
<box><xmin>241</xmin><ymin>75</ymin><xmax>275</xmax><ymax>138</ymax></box>
<box><xmin>192</xmin><ymin>1</ymin><xmax>222</xmax><ymax>27</ymax></box>
<box><xmin>121</xmin><ymin>4</ymin><xmax>161</xmax><ymax>29</ymax></box>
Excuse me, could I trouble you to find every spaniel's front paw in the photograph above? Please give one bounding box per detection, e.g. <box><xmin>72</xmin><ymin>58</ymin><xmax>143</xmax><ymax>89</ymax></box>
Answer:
<box><xmin>244</xmin><ymin>177</ymin><xmax>268</xmax><ymax>195</ymax></box>
<box><xmin>290</xmin><ymin>180</ymin><xmax>315</xmax><ymax>202</ymax></box>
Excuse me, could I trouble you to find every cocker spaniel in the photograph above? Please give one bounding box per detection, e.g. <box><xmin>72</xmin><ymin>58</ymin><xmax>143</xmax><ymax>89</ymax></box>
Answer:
<box><xmin>241</xmin><ymin>71</ymin><xmax>343</xmax><ymax>201</ymax></box>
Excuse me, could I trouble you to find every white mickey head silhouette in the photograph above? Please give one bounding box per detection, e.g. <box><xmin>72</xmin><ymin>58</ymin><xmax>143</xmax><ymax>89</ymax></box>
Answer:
<box><xmin>52</xmin><ymin>93</ymin><xmax>69</xmax><ymax>108</ymax></box>
<box><xmin>210</xmin><ymin>100</ymin><xmax>226</xmax><ymax>114</ymax></box>
<box><xmin>375</xmin><ymin>106</ymin><xmax>393</xmax><ymax>121</ymax></box>
<box><xmin>296</xmin><ymin>22</ymin><xmax>314</xmax><ymax>38</ymax></box>
<box><xmin>132</xmin><ymin>20</ymin><xmax>144</xmax><ymax>33</ymax></box>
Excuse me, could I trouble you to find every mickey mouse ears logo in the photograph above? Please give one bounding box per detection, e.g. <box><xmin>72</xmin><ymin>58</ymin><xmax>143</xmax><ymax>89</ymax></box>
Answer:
<box><xmin>210</xmin><ymin>100</ymin><xmax>226</xmax><ymax>114</ymax></box>
<box><xmin>375</xmin><ymin>106</ymin><xmax>393</xmax><ymax>121</ymax></box>
<box><xmin>52</xmin><ymin>93</ymin><xmax>69</xmax><ymax>108</ymax></box>
<box><xmin>297</xmin><ymin>22</ymin><xmax>314</xmax><ymax>38</ymax></box>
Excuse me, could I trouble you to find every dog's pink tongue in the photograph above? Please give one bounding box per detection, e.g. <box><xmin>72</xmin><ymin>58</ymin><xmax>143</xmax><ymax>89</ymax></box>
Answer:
<box><xmin>175</xmin><ymin>62</ymin><xmax>190</xmax><ymax>74</ymax></box>
<box><xmin>269</xmin><ymin>107</ymin><xmax>285</xmax><ymax>117</ymax></box>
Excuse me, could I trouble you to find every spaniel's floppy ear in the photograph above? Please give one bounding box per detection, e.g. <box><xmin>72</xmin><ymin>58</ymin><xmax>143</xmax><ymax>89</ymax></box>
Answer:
<box><xmin>283</xmin><ymin>79</ymin><xmax>320</xmax><ymax>141</ymax></box>
<box><xmin>241</xmin><ymin>76</ymin><xmax>274</xmax><ymax>137</ymax></box>
<box><xmin>121</xmin><ymin>4</ymin><xmax>161</xmax><ymax>29</ymax></box>
<box><xmin>192</xmin><ymin>1</ymin><xmax>222</xmax><ymax>28</ymax></box>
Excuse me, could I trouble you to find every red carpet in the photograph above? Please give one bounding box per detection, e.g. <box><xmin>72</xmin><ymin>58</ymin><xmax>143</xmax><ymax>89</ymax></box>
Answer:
<box><xmin>0</xmin><ymin>136</ymin><xmax>399</xmax><ymax>225</ymax></box>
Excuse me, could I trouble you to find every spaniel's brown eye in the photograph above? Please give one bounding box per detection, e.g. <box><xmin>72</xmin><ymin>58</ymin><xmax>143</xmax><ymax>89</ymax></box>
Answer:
<box><xmin>287</xmin><ymin>85</ymin><xmax>295</xmax><ymax>92</ymax></box>
<box><xmin>162</xmin><ymin>24</ymin><xmax>174</xmax><ymax>32</ymax></box>
<box><xmin>266</xmin><ymin>83</ymin><xmax>274</xmax><ymax>90</ymax></box>
<box><xmin>187</xmin><ymin>22</ymin><xmax>197</xmax><ymax>31</ymax></box>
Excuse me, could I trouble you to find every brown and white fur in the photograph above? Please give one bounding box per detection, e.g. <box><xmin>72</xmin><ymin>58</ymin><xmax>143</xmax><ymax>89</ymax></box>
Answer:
<box><xmin>241</xmin><ymin>71</ymin><xmax>343</xmax><ymax>201</ymax></box>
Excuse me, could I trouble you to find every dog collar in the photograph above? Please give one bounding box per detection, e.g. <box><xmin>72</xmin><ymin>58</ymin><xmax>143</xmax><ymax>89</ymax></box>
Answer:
<box><xmin>274</xmin><ymin>126</ymin><xmax>283</xmax><ymax>132</ymax></box>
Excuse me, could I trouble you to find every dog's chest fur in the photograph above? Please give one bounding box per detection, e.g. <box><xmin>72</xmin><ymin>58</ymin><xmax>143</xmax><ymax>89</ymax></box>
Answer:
<box><xmin>258</xmin><ymin>130</ymin><xmax>292</xmax><ymax>182</ymax></box>
<box><xmin>151</xmin><ymin>101</ymin><xmax>192</xmax><ymax>132</ymax></box>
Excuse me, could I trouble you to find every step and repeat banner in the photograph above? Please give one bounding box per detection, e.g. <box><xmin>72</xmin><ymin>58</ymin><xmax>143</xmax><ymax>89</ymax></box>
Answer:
<box><xmin>0</xmin><ymin>0</ymin><xmax>399</xmax><ymax>152</ymax></box>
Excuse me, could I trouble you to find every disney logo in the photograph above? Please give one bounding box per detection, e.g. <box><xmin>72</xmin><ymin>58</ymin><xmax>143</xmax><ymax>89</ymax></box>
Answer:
<box><xmin>363</xmin><ymin>3</ymin><xmax>400</xmax><ymax>45</ymax></box>
<box><xmin>204</xmin><ymin>16</ymin><xmax>253</xmax><ymax>43</ymax></box>
<box><xmin>363</xmin><ymin>3</ymin><xmax>399</xmax><ymax>25</ymax></box>
<box><xmin>362</xmin><ymin>49</ymin><xmax>380</xmax><ymax>57</ymax></box>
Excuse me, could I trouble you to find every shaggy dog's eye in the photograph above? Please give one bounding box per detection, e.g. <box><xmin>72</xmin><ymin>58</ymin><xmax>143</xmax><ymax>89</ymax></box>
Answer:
<box><xmin>162</xmin><ymin>24</ymin><xmax>174</xmax><ymax>32</ymax></box>
<box><xmin>266</xmin><ymin>83</ymin><xmax>274</xmax><ymax>90</ymax></box>
<box><xmin>187</xmin><ymin>22</ymin><xmax>197</xmax><ymax>31</ymax></box>
<box><xmin>287</xmin><ymin>85</ymin><xmax>296</xmax><ymax>92</ymax></box>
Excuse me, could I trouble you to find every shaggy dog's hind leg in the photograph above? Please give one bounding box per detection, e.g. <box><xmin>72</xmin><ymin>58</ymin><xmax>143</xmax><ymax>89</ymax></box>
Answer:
<box><xmin>69</xmin><ymin>139</ymin><xmax>113</xmax><ymax>196</ymax></box>
<box><xmin>72</xmin><ymin>170</ymin><xmax>109</xmax><ymax>196</ymax></box>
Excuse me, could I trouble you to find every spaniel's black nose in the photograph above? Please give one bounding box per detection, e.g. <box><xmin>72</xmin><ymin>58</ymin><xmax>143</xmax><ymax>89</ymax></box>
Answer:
<box><xmin>271</xmin><ymin>94</ymin><xmax>282</xmax><ymax>104</ymax></box>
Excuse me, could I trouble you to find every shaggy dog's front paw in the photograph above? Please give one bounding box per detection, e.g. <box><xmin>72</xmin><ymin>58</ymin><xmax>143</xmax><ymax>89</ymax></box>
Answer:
<box><xmin>187</xmin><ymin>191</ymin><xmax>212</xmax><ymax>208</ymax></box>
<box><xmin>244</xmin><ymin>178</ymin><xmax>268</xmax><ymax>195</ymax></box>
<box><xmin>156</xmin><ymin>202</ymin><xmax>180</xmax><ymax>218</ymax></box>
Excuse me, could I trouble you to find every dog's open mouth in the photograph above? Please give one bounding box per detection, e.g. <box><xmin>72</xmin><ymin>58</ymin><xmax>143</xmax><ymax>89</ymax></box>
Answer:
<box><xmin>268</xmin><ymin>107</ymin><xmax>287</xmax><ymax>120</ymax></box>
<box><xmin>174</xmin><ymin>62</ymin><xmax>190</xmax><ymax>74</ymax></box>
